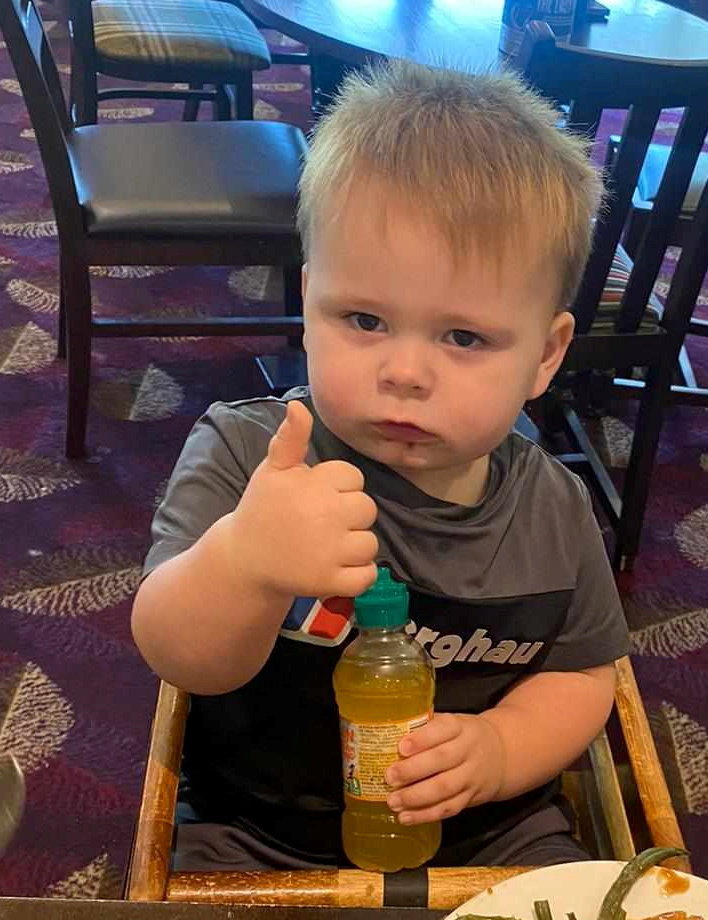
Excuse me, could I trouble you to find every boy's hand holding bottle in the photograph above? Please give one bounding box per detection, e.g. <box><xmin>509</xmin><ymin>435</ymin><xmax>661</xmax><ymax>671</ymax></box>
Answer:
<box><xmin>385</xmin><ymin>712</ymin><xmax>506</xmax><ymax>825</ymax></box>
<box><xmin>230</xmin><ymin>400</ymin><xmax>379</xmax><ymax>600</ymax></box>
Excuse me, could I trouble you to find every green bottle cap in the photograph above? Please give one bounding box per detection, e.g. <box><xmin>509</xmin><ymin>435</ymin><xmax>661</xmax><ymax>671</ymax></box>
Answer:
<box><xmin>354</xmin><ymin>566</ymin><xmax>409</xmax><ymax>628</ymax></box>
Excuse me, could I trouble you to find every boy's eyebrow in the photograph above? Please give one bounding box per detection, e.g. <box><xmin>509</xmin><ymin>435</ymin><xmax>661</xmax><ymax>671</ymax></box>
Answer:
<box><xmin>316</xmin><ymin>295</ymin><xmax>387</xmax><ymax>312</ymax></box>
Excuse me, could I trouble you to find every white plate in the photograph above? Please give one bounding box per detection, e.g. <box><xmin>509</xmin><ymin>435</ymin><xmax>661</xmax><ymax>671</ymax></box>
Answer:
<box><xmin>446</xmin><ymin>860</ymin><xmax>708</xmax><ymax>920</ymax></box>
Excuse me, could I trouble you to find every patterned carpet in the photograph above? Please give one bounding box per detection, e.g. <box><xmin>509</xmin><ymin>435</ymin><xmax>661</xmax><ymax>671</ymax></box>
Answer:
<box><xmin>0</xmin><ymin>3</ymin><xmax>707</xmax><ymax>897</ymax></box>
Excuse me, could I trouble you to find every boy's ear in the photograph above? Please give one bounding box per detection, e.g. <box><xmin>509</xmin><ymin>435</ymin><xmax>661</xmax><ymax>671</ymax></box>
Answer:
<box><xmin>528</xmin><ymin>310</ymin><xmax>575</xmax><ymax>400</ymax></box>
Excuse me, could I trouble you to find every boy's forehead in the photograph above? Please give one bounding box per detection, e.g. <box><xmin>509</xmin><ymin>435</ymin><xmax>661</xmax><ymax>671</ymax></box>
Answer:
<box><xmin>309</xmin><ymin>176</ymin><xmax>554</xmax><ymax>278</ymax></box>
<box><xmin>310</xmin><ymin>185</ymin><xmax>553</xmax><ymax>296</ymax></box>
<box><xmin>310</xmin><ymin>182</ymin><xmax>460</xmax><ymax>280</ymax></box>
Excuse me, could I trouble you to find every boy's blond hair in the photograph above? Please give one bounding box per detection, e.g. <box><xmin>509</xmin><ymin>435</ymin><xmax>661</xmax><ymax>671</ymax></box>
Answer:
<box><xmin>297</xmin><ymin>60</ymin><xmax>603</xmax><ymax>310</ymax></box>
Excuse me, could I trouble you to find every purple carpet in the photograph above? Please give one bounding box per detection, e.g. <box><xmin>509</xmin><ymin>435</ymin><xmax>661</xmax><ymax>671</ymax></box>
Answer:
<box><xmin>0</xmin><ymin>4</ymin><xmax>707</xmax><ymax>896</ymax></box>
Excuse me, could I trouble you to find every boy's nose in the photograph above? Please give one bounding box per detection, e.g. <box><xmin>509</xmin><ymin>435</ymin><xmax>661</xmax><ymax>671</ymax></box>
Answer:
<box><xmin>378</xmin><ymin>342</ymin><xmax>433</xmax><ymax>395</ymax></box>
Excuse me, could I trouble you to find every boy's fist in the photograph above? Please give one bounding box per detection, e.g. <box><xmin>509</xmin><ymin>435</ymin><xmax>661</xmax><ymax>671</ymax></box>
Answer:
<box><xmin>231</xmin><ymin>401</ymin><xmax>379</xmax><ymax>599</ymax></box>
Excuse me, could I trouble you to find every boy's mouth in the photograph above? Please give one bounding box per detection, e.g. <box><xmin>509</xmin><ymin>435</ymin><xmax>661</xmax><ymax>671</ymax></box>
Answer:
<box><xmin>372</xmin><ymin>421</ymin><xmax>434</xmax><ymax>442</ymax></box>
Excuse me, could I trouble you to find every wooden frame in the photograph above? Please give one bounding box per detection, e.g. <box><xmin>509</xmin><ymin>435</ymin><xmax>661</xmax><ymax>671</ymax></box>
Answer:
<box><xmin>125</xmin><ymin>657</ymin><xmax>688</xmax><ymax>908</ymax></box>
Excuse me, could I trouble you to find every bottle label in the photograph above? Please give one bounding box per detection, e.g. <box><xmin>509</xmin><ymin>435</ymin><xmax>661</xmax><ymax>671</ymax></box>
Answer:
<box><xmin>339</xmin><ymin>712</ymin><xmax>432</xmax><ymax>802</ymax></box>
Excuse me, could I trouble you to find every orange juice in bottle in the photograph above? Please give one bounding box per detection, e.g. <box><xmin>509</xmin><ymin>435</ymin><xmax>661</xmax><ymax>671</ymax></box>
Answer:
<box><xmin>333</xmin><ymin>566</ymin><xmax>441</xmax><ymax>871</ymax></box>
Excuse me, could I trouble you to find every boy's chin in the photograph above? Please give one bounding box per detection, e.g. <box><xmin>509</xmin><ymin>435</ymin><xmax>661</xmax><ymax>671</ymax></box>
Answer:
<box><xmin>371</xmin><ymin>445</ymin><xmax>443</xmax><ymax>472</ymax></box>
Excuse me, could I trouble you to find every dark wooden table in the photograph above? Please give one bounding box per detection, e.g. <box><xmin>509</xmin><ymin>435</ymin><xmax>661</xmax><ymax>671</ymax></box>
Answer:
<box><xmin>0</xmin><ymin>904</ymin><xmax>443</xmax><ymax>920</ymax></box>
<box><xmin>240</xmin><ymin>0</ymin><xmax>708</xmax><ymax>69</ymax></box>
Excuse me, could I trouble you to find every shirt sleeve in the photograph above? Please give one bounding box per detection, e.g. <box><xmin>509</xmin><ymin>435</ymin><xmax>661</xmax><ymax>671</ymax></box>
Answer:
<box><xmin>540</xmin><ymin>484</ymin><xmax>630</xmax><ymax>671</ymax></box>
<box><xmin>142</xmin><ymin>403</ymin><xmax>255</xmax><ymax>577</ymax></box>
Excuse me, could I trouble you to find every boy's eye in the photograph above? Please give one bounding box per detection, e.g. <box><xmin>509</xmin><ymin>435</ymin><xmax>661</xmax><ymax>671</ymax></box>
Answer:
<box><xmin>349</xmin><ymin>312</ymin><xmax>383</xmax><ymax>332</ymax></box>
<box><xmin>445</xmin><ymin>329</ymin><xmax>482</xmax><ymax>348</ymax></box>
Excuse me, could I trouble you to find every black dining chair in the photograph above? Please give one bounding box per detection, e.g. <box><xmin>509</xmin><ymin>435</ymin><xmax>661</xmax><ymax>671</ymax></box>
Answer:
<box><xmin>0</xmin><ymin>0</ymin><xmax>307</xmax><ymax>459</ymax></box>
<box><xmin>67</xmin><ymin>0</ymin><xmax>272</xmax><ymax>124</ymax></box>
<box><xmin>605</xmin><ymin>137</ymin><xmax>708</xmax><ymax>397</ymax></box>
<box><xmin>517</xmin><ymin>21</ymin><xmax>708</xmax><ymax>570</ymax></box>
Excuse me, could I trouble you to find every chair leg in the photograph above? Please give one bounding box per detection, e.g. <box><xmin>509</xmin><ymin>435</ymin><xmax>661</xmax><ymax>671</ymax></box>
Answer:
<box><xmin>57</xmin><ymin>259</ymin><xmax>67</xmax><ymax>359</ymax></box>
<box><xmin>283</xmin><ymin>264</ymin><xmax>303</xmax><ymax>349</ymax></box>
<box><xmin>214</xmin><ymin>83</ymin><xmax>234</xmax><ymax>120</ymax></box>
<box><xmin>613</xmin><ymin>362</ymin><xmax>672</xmax><ymax>571</ymax></box>
<box><xmin>183</xmin><ymin>84</ymin><xmax>202</xmax><ymax>121</ymax></box>
<box><xmin>233</xmin><ymin>71</ymin><xmax>254</xmax><ymax>119</ymax></box>
<box><xmin>70</xmin><ymin>57</ymin><xmax>98</xmax><ymax>125</ymax></box>
<box><xmin>63</xmin><ymin>263</ymin><xmax>93</xmax><ymax>459</ymax></box>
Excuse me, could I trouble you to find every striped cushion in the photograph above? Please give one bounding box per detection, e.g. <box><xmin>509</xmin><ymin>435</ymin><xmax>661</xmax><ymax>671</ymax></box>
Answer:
<box><xmin>591</xmin><ymin>247</ymin><xmax>662</xmax><ymax>333</ymax></box>
<box><xmin>92</xmin><ymin>0</ymin><xmax>271</xmax><ymax>74</ymax></box>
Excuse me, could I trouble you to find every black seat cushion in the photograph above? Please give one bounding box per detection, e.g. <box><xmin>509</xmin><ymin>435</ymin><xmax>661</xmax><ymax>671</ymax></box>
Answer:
<box><xmin>68</xmin><ymin>120</ymin><xmax>308</xmax><ymax>237</ymax></box>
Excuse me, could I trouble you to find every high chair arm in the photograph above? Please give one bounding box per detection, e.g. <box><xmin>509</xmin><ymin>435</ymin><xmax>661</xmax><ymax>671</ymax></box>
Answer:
<box><xmin>614</xmin><ymin>656</ymin><xmax>688</xmax><ymax>870</ymax></box>
<box><xmin>126</xmin><ymin>681</ymin><xmax>189</xmax><ymax>900</ymax></box>
<box><xmin>127</xmin><ymin>657</ymin><xmax>689</xmax><ymax>905</ymax></box>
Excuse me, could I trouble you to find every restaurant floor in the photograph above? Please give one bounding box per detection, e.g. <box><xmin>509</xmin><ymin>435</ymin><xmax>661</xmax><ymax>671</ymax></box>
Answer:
<box><xmin>0</xmin><ymin>1</ymin><xmax>706</xmax><ymax>897</ymax></box>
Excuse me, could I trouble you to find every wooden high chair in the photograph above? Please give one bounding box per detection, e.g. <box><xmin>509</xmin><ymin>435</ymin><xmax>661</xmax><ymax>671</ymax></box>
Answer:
<box><xmin>125</xmin><ymin>656</ymin><xmax>688</xmax><ymax>908</ymax></box>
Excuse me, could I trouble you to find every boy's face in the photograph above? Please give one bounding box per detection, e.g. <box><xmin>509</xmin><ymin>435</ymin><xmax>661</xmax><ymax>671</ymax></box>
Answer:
<box><xmin>302</xmin><ymin>183</ymin><xmax>574</xmax><ymax>505</ymax></box>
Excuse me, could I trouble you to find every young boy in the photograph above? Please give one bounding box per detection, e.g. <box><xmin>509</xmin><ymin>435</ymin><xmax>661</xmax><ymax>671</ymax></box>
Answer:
<box><xmin>132</xmin><ymin>60</ymin><xmax>629</xmax><ymax>871</ymax></box>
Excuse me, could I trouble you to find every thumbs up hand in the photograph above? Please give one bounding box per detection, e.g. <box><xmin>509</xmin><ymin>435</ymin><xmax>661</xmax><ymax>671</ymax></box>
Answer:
<box><xmin>231</xmin><ymin>401</ymin><xmax>379</xmax><ymax>599</ymax></box>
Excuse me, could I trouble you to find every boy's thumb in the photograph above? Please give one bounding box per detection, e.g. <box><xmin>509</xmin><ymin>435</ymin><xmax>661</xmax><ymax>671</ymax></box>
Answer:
<box><xmin>266</xmin><ymin>400</ymin><xmax>313</xmax><ymax>471</ymax></box>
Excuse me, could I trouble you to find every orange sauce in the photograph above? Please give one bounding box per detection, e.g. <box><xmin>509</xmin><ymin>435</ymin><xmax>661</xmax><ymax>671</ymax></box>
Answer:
<box><xmin>656</xmin><ymin>866</ymin><xmax>691</xmax><ymax>896</ymax></box>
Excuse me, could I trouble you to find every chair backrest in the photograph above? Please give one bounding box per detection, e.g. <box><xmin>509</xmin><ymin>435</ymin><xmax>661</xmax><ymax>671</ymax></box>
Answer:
<box><xmin>0</xmin><ymin>0</ymin><xmax>81</xmax><ymax>238</ymax></box>
<box><xmin>518</xmin><ymin>22</ymin><xmax>708</xmax><ymax>346</ymax></box>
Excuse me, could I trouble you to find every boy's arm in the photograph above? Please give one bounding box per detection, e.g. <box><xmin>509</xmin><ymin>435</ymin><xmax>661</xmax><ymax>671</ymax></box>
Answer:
<box><xmin>132</xmin><ymin>401</ymin><xmax>378</xmax><ymax>695</ymax></box>
<box><xmin>132</xmin><ymin>512</ymin><xmax>295</xmax><ymax>695</ymax></box>
<box><xmin>385</xmin><ymin>663</ymin><xmax>616</xmax><ymax>822</ymax></box>
<box><xmin>387</xmin><ymin>479</ymin><xmax>627</xmax><ymax>823</ymax></box>
<box><xmin>480</xmin><ymin>663</ymin><xmax>616</xmax><ymax>799</ymax></box>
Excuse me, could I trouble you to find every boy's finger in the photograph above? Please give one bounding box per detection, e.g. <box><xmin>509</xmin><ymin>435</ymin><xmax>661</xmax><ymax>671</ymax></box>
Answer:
<box><xmin>395</xmin><ymin>790</ymin><xmax>471</xmax><ymax>827</ymax></box>
<box><xmin>385</xmin><ymin>740</ymin><xmax>461</xmax><ymax>789</ymax></box>
<box><xmin>329</xmin><ymin>562</ymin><xmax>378</xmax><ymax>599</ymax></box>
<box><xmin>338</xmin><ymin>492</ymin><xmax>378</xmax><ymax>530</ymax></box>
<box><xmin>398</xmin><ymin>712</ymin><xmax>461</xmax><ymax>758</ymax></box>
<box><xmin>387</xmin><ymin>766</ymin><xmax>469</xmax><ymax>812</ymax></box>
<box><xmin>311</xmin><ymin>459</ymin><xmax>365</xmax><ymax>493</ymax></box>
<box><xmin>266</xmin><ymin>401</ymin><xmax>314</xmax><ymax>471</ymax></box>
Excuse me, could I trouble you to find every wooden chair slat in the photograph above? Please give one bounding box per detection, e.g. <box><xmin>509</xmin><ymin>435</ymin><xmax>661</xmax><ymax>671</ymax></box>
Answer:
<box><xmin>587</xmin><ymin>728</ymin><xmax>635</xmax><ymax>861</ymax></box>
<box><xmin>127</xmin><ymin>683</ymin><xmax>189</xmax><ymax>901</ymax></box>
<box><xmin>619</xmin><ymin>105</ymin><xmax>708</xmax><ymax>333</ymax></box>
<box><xmin>614</xmin><ymin>658</ymin><xmax>689</xmax><ymax>870</ymax></box>
<box><xmin>573</xmin><ymin>103</ymin><xmax>660</xmax><ymax>335</ymax></box>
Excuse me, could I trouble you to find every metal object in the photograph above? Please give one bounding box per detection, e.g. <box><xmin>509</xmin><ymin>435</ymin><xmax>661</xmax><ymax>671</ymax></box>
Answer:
<box><xmin>0</xmin><ymin>753</ymin><xmax>25</xmax><ymax>858</ymax></box>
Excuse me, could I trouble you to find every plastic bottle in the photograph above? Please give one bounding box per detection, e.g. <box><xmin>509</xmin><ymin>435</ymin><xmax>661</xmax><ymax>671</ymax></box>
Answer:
<box><xmin>332</xmin><ymin>567</ymin><xmax>441</xmax><ymax>871</ymax></box>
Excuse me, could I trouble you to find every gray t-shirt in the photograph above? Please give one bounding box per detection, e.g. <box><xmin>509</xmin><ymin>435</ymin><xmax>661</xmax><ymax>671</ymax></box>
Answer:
<box><xmin>144</xmin><ymin>387</ymin><xmax>629</xmax><ymax>863</ymax></box>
